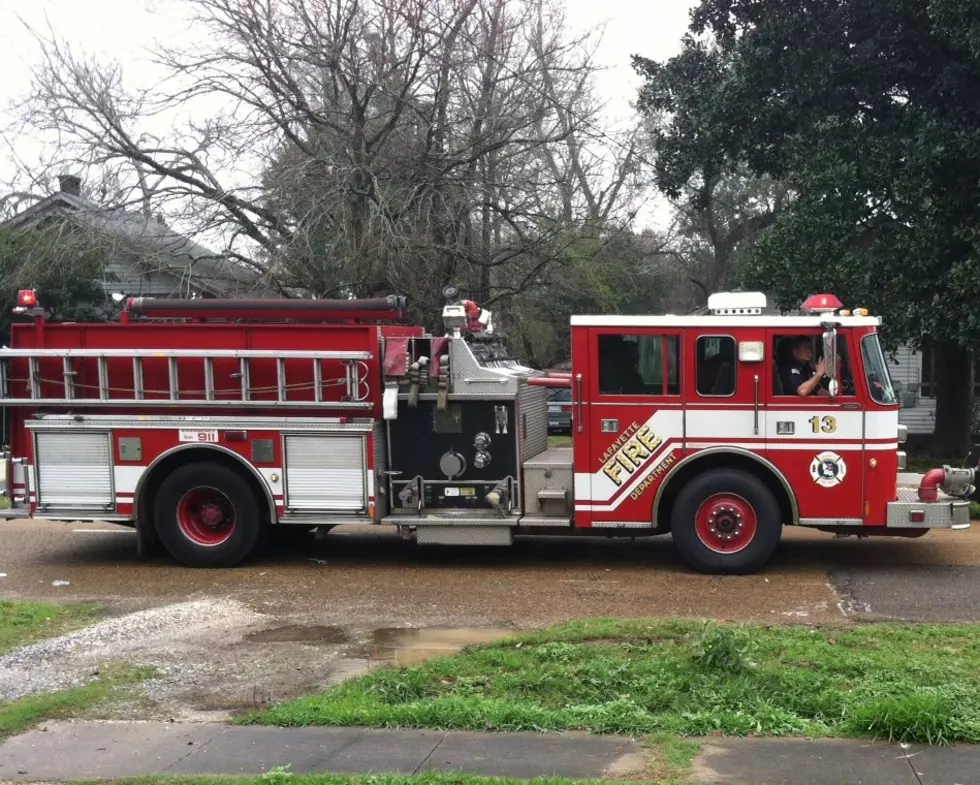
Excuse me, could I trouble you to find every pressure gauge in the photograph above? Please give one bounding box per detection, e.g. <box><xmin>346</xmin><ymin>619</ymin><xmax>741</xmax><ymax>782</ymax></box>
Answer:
<box><xmin>474</xmin><ymin>432</ymin><xmax>492</xmax><ymax>450</ymax></box>
<box><xmin>474</xmin><ymin>450</ymin><xmax>492</xmax><ymax>469</ymax></box>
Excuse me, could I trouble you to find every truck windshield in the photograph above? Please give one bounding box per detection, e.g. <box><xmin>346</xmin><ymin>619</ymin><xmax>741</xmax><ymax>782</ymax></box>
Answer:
<box><xmin>861</xmin><ymin>334</ymin><xmax>897</xmax><ymax>404</ymax></box>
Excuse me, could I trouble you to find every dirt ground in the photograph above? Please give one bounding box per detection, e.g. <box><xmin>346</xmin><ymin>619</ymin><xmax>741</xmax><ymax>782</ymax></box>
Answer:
<box><xmin>3</xmin><ymin>519</ymin><xmax>980</xmax><ymax>721</ymax></box>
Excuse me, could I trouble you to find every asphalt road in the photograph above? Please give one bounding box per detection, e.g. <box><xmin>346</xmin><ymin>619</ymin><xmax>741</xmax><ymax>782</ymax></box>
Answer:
<box><xmin>3</xmin><ymin>518</ymin><xmax>980</xmax><ymax>625</ymax></box>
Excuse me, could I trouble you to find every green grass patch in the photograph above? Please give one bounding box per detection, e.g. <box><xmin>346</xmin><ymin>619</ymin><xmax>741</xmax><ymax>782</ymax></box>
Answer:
<box><xmin>242</xmin><ymin>619</ymin><xmax>980</xmax><ymax>745</ymax></box>
<box><xmin>645</xmin><ymin>733</ymin><xmax>700</xmax><ymax>783</ymax></box>
<box><xmin>0</xmin><ymin>663</ymin><xmax>156</xmax><ymax>740</ymax></box>
<box><xmin>0</xmin><ymin>599</ymin><xmax>101</xmax><ymax>655</ymax></box>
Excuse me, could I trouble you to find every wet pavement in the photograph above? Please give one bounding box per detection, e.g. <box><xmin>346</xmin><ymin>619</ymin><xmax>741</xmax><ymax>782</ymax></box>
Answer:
<box><xmin>3</xmin><ymin>518</ymin><xmax>980</xmax><ymax>624</ymax></box>
<box><xmin>3</xmin><ymin>721</ymin><xmax>979</xmax><ymax>784</ymax></box>
<box><xmin>4</xmin><ymin>518</ymin><xmax>980</xmax><ymax>720</ymax></box>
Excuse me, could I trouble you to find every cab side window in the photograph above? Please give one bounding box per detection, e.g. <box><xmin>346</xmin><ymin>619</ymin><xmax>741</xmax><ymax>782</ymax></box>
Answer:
<box><xmin>773</xmin><ymin>335</ymin><xmax>856</xmax><ymax>396</ymax></box>
<box><xmin>696</xmin><ymin>336</ymin><xmax>736</xmax><ymax>396</ymax></box>
<box><xmin>598</xmin><ymin>334</ymin><xmax>680</xmax><ymax>395</ymax></box>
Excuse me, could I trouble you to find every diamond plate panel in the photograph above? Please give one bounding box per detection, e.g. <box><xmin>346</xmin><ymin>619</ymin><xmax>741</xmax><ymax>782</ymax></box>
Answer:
<box><xmin>522</xmin><ymin>447</ymin><xmax>573</xmax><ymax>516</ymax></box>
<box><xmin>519</xmin><ymin>383</ymin><xmax>549</xmax><ymax>462</ymax></box>
<box><xmin>416</xmin><ymin>525</ymin><xmax>514</xmax><ymax>545</ymax></box>
<box><xmin>887</xmin><ymin>488</ymin><xmax>970</xmax><ymax>528</ymax></box>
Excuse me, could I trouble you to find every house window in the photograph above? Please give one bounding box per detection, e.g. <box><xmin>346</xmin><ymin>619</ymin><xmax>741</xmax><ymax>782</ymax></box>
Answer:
<box><xmin>919</xmin><ymin>347</ymin><xmax>980</xmax><ymax>398</ymax></box>
<box><xmin>696</xmin><ymin>336</ymin><xmax>736</xmax><ymax>396</ymax></box>
<box><xmin>597</xmin><ymin>334</ymin><xmax>680</xmax><ymax>395</ymax></box>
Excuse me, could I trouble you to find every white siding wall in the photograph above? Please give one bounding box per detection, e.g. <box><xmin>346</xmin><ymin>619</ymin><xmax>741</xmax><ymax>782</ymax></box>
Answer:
<box><xmin>888</xmin><ymin>345</ymin><xmax>936</xmax><ymax>435</ymax></box>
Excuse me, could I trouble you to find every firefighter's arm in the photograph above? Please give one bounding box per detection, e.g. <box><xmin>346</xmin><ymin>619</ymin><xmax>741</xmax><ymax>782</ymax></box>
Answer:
<box><xmin>796</xmin><ymin>358</ymin><xmax>827</xmax><ymax>397</ymax></box>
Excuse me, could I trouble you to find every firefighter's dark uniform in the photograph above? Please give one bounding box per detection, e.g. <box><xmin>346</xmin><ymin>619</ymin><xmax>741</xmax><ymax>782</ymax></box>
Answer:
<box><xmin>779</xmin><ymin>357</ymin><xmax>818</xmax><ymax>396</ymax></box>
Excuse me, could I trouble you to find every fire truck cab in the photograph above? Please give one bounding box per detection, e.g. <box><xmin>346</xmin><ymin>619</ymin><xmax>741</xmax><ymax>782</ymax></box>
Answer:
<box><xmin>0</xmin><ymin>288</ymin><xmax>971</xmax><ymax>574</ymax></box>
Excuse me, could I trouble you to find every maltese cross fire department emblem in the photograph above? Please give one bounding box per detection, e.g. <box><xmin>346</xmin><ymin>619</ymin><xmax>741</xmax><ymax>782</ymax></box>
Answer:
<box><xmin>810</xmin><ymin>451</ymin><xmax>847</xmax><ymax>488</ymax></box>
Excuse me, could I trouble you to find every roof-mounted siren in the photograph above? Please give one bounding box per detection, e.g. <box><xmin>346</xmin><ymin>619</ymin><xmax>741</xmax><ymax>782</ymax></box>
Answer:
<box><xmin>800</xmin><ymin>293</ymin><xmax>843</xmax><ymax>315</ymax></box>
<box><xmin>706</xmin><ymin>291</ymin><xmax>768</xmax><ymax>316</ymax></box>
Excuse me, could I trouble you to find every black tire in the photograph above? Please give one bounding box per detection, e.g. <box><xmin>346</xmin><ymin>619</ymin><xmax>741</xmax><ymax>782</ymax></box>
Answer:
<box><xmin>670</xmin><ymin>468</ymin><xmax>781</xmax><ymax>574</ymax></box>
<box><xmin>153</xmin><ymin>462</ymin><xmax>262</xmax><ymax>567</ymax></box>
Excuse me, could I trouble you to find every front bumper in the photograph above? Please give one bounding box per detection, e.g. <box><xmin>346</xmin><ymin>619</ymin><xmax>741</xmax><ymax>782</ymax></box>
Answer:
<box><xmin>886</xmin><ymin>487</ymin><xmax>971</xmax><ymax>530</ymax></box>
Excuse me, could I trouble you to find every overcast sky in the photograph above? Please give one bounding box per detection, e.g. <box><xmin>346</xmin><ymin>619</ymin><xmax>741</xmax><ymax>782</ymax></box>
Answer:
<box><xmin>0</xmin><ymin>0</ymin><xmax>696</xmax><ymax>221</ymax></box>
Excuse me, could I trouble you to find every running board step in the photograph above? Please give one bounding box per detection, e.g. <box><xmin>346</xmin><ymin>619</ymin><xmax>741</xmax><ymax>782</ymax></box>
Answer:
<box><xmin>416</xmin><ymin>526</ymin><xmax>513</xmax><ymax>546</ymax></box>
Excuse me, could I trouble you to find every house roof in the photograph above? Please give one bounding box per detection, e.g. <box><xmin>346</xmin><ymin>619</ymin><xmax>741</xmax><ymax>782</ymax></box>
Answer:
<box><xmin>2</xmin><ymin>191</ymin><xmax>268</xmax><ymax>297</ymax></box>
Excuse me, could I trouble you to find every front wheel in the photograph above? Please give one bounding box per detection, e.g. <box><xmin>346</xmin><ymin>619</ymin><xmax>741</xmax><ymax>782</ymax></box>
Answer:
<box><xmin>670</xmin><ymin>468</ymin><xmax>781</xmax><ymax>574</ymax></box>
<box><xmin>154</xmin><ymin>462</ymin><xmax>261</xmax><ymax>567</ymax></box>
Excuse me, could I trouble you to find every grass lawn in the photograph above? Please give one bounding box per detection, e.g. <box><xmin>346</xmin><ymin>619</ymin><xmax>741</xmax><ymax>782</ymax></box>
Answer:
<box><xmin>0</xmin><ymin>600</ymin><xmax>149</xmax><ymax>740</ymax></box>
<box><xmin>0</xmin><ymin>662</ymin><xmax>156</xmax><ymax>740</ymax></box>
<box><xmin>0</xmin><ymin>599</ymin><xmax>101</xmax><ymax>655</ymax></box>
<box><xmin>243</xmin><ymin>619</ymin><xmax>980</xmax><ymax>745</ymax></box>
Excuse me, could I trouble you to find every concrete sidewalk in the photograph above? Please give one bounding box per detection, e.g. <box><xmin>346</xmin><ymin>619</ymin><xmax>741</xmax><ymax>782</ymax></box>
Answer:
<box><xmin>2</xmin><ymin>721</ymin><xmax>980</xmax><ymax>784</ymax></box>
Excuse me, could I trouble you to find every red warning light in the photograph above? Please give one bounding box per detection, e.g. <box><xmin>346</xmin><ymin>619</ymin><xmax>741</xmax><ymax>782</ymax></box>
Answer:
<box><xmin>16</xmin><ymin>289</ymin><xmax>37</xmax><ymax>308</ymax></box>
<box><xmin>801</xmin><ymin>293</ymin><xmax>843</xmax><ymax>313</ymax></box>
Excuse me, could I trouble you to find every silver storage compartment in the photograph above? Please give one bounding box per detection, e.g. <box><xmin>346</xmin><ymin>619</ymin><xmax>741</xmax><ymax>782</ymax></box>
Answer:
<box><xmin>35</xmin><ymin>431</ymin><xmax>113</xmax><ymax>510</ymax></box>
<box><xmin>283</xmin><ymin>434</ymin><xmax>367</xmax><ymax>512</ymax></box>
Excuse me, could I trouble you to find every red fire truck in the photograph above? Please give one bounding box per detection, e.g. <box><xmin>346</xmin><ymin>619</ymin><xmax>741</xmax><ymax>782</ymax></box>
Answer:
<box><xmin>0</xmin><ymin>287</ymin><xmax>972</xmax><ymax>574</ymax></box>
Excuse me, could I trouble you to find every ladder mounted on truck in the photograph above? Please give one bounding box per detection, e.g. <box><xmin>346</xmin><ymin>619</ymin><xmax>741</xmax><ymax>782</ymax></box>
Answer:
<box><xmin>0</xmin><ymin>348</ymin><xmax>374</xmax><ymax>408</ymax></box>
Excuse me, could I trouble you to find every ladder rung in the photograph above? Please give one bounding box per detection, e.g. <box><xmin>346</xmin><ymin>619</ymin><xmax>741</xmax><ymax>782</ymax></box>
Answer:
<box><xmin>239</xmin><ymin>357</ymin><xmax>250</xmax><ymax>401</ymax></box>
<box><xmin>168</xmin><ymin>357</ymin><xmax>179</xmax><ymax>401</ymax></box>
<box><xmin>97</xmin><ymin>357</ymin><xmax>109</xmax><ymax>400</ymax></box>
<box><xmin>204</xmin><ymin>357</ymin><xmax>215</xmax><ymax>401</ymax></box>
<box><xmin>314</xmin><ymin>359</ymin><xmax>323</xmax><ymax>403</ymax></box>
<box><xmin>28</xmin><ymin>357</ymin><xmax>39</xmax><ymax>399</ymax></box>
<box><xmin>277</xmin><ymin>358</ymin><xmax>286</xmax><ymax>402</ymax></box>
<box><xmin>62</xmin><ymin>357</ymin><xmax>75</xmax><ymax>400</ymax></box>
<box><xmin>133</xmin><ymin>357</ymin><xmax>144</xmax><ymax>400</ymax></box>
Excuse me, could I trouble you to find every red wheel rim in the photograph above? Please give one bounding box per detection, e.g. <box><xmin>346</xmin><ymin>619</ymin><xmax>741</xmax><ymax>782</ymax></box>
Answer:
<box><xmin>694</xmin><ymin>493</ymin><xmax>757</xmax><ymax>554</ymax></box>
<box><xmin>176</xmin><ymin>486</ymin><xmax>236</xmax><ymax>546</ymax></box>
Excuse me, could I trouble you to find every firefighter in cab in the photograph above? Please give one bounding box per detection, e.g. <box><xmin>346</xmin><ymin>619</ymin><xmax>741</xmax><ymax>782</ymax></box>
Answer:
<box><xmin>778</xmin><ymin>336</ymin><xmax>828</xmax><ymax>397</ymax></box>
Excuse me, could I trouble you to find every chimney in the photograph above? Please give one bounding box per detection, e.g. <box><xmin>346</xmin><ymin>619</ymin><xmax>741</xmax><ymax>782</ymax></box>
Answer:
<box><xmin>58</xmin><ymin>175</ymin><xmax>81</xmax><ymax>196</ymax></box>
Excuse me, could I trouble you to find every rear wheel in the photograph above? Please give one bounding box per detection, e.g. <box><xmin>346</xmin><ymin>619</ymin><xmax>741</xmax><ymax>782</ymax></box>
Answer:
<box><xmin>670</xmin><ymin>468</ymin><xmax>781</xmax><ymax>574</ymax></box>
<box><xmin>154</xmin><ymin>462</ymin><xmax>261</xmax><ymax>567</ymax></box>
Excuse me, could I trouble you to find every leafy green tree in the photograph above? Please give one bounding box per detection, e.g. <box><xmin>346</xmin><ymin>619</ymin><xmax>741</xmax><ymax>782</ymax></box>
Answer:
<box><xmin>508</xmin><ymin>230</ymin><xmax>671</xmax><ymax>367</ymax></box>
<box><xmin>0</xmin><ymin>223</ymin><xmax>111</xmax><ymax>342</ymax></box>
<box><xmin>635</xmin><ymin>0</ymin><xmax>980</xmax><ymax>454</ymax></box>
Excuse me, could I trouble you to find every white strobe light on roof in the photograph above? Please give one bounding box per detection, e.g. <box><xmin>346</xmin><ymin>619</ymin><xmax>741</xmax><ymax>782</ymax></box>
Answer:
<box><xmin>706</xmin><ymin>291</ymin><xmax>768</xmax><ymax>316</ymax></box>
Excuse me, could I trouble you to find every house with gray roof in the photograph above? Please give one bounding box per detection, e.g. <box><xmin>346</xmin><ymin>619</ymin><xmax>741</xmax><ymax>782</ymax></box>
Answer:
<box><xmin>1</xmin><ymin>175</ymin><xmax>268</xmax><ymax>300</ymax></box>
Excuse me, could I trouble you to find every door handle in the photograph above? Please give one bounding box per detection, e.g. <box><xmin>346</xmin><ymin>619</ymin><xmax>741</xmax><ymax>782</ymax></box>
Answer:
<box><xmin>576</xmin><ymin>373</ymin><xmax>584</xmax><ymax>433</ymax></box>
<box><xmin>841</xmin><ymin>403</ymin><xmax>861</xmax><ymax>410</ymax></box>
<box><xmin>753</xmin><ymin>375</ymin><xmax>760</xmax><ymax>435</ymax></box>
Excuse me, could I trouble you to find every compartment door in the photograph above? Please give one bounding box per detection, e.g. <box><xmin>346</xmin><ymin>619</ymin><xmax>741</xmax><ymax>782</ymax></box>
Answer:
<box><xmin>35</xmin><ymin>431</ymin><xmax>113</xmax><ymax>510</ymax></box>
<box><xmin>284</xmin><ymin>434</ymin><xmax>367</xmax><ymax>512</ymax></box>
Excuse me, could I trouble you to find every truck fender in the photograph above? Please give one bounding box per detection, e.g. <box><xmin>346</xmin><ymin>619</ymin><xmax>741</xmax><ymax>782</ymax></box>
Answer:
<box><xmin>134</xmin><ymin>443</ymin><xmax>278</xmax><ymax>526</ymax></box>
<box><xmin>652</xmin><ymin>446</ymin><xmax>798</xmax><ymax>528</ymax></box>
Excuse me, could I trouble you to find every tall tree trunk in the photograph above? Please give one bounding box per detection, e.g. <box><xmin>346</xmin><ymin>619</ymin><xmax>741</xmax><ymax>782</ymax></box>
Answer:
<box><xmin>932</xmin><ymin>341</ymin><xmax>973</xmax><ymax>457</ymax></box>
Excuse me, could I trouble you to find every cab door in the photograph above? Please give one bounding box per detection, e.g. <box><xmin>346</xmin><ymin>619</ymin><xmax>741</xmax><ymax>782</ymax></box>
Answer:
<box><xmin>684</xmin><ymin>331</ymin><xmax>768</xmax><ymax>456</ymax></box>
<box><xmin>585</xmin><ymin>329</ymin><xmax>683</xmax><ymax>526</ymax></box>
<box><xmin>766</xmin><ymin>329</ymin><xmax>864</xmax><ymax>523</ymax></box>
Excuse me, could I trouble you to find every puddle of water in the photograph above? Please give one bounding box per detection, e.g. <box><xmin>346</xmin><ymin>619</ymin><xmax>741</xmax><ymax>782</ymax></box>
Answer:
<box><xmin>246</xmin><ymin>625</ymin><xmax>350</xmax><ymax>645</ymax></box>
<box><xmin>361</xmin><ymin>627</ymin><xmax>511</xmax><ymax>667</ymax></box>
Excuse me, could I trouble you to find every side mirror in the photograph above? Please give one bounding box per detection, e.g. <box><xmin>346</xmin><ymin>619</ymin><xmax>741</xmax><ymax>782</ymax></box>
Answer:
<box><xmin>822</xmin><ymin>328</ymin><xmax>838</xmax><ymax>396</ymax></box>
